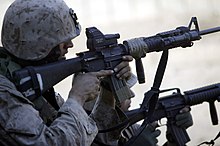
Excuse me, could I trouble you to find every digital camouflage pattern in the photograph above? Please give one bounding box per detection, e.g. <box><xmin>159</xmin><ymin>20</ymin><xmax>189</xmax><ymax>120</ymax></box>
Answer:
<box><xmin>1</xmin><ymin>0</ymin><xmax>81</xmax><ymax>61</ymax></box>
<box><xmin>0</xmin><ymin>0</ymin><xmax>99</xmax><ymax>145</ymax></box>
<box><xmin>0</xmin><ymin>74</ymin><xmax>98</xmax><ymax>146</ymax></box>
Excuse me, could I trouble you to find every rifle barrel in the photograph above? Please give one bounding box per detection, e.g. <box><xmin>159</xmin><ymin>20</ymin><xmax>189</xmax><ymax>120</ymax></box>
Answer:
<box><xmin>200</xmin><ymin>26</ymin><xmax>220</xmax><ymax>35</ymax></box>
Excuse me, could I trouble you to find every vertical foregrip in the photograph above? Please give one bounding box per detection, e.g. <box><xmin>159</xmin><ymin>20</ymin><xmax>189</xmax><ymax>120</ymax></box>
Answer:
<box><xmin>135</xmin><ymin>58</ymin><xmax>145</xmax><ymax>84</ymax></box>
<box><xmin>209</xmin><ymin>101</ymin><xmax>218</xmax><ymax>125</ymax></box>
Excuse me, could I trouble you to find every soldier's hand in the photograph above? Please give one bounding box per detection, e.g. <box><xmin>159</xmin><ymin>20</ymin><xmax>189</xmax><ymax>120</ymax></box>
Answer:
<box><xmin>114</xmin><ymin>55</ymin><xmax>133</xmax><ymax>79</ymax></box>
<box><xmin>164</xmin><ymin>106</ymin><xmax>193</xmax><ymax>146</ymax></box>
<box><xmin>133</xmin><ymin>122</ymin><xmax>161</xmax><ymax>146</ymax></box>
<box><xmin>175</xmin><ymin>106</ymin><xmax>193</xmax><ymax>129</ymax></box>
<box><xmin>68</xmin><ymin>70</ymin><xmax>113</xmax><ymax>105</ymax></box>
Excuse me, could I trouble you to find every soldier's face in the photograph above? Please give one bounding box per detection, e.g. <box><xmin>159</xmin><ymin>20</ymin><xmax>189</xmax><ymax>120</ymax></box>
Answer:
<box><xmin>58</xmin><ymin>40</ymin><xmax>73</xmax><ymax>59</ymax></box>
<box><xmin>120</xmin><ymin>99</ymin><xmax>131</xmax><ymax>112</ymax></box>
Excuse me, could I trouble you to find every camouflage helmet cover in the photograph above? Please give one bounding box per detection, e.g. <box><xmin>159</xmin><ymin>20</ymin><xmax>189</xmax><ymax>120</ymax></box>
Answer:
<box><xmin>1</xmin><ymin>0</ymin><xmax>81</xmax><ymax>60</ymax></box>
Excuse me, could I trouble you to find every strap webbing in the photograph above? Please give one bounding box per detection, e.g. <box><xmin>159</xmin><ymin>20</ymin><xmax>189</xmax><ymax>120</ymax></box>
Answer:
<box><xmin>98</xmin><ymin>50</ymin><xmax>169</xmax><ymax>146</ymax></box>
<box><xmin>124</xmin><ymin>50</ymin><xmax>169</xmax><ymax>146</ymax></box>
<box><xmin>198</xmin><ymin>132</ymin><xmax>220</xmax><ymax>146</ymax></box>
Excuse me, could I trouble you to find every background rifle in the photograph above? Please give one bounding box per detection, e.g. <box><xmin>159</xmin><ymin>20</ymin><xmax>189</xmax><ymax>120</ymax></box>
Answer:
<box><xmin>126</xmin><ymin>83</ymin><xmax>220</xmax><ymax>146</ymax></box>
<box><xmin>12</xmin><ymin>17</ymin><xmax>220</xmax><ymax>103</ymax></box>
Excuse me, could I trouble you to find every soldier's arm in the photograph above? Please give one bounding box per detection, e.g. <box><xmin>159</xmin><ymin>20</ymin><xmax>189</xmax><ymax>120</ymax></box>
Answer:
<box><xmin>0</xmin><ymin>74</ymin><xmax>97</xmax><ymax>146</ymax></box>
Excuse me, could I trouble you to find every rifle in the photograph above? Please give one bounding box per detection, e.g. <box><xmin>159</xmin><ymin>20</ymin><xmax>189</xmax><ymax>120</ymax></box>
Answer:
<box><xmin>12</xmin><ymin>17</ymin><xmax>220</xmax><ymax>103</ymax></box>
<box><xmin>125</xmin><ymin>83</ymin><xmax>220</xmax><ymax>146</ymax></box>
<box><xmin>12</xmin><ymin>27</ymin><xmax>135</xmax><ymax>103</ymax></box>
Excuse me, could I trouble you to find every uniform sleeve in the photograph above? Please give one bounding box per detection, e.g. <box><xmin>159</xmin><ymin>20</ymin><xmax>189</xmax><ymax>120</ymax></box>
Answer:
<box><xmin>0</xmin><ymin>92</ymin><xmax>98</xmax><ymax>146</ymax></box>
<box><xmin>0</xmin><ymin>75</ymin><xmax>98</xmax><ymax>146</ymax></box>
<box><xmin>90</xmin><ymin>88</ymin><xmax>127</xmax><ymax>145</ymax></box>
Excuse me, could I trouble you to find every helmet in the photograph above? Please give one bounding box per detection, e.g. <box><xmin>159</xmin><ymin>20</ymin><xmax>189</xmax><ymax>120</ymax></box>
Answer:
<box><xmin>1</xmin><ymin>0</ymin><xmax>81</xmax><ymax>61</ymax></box>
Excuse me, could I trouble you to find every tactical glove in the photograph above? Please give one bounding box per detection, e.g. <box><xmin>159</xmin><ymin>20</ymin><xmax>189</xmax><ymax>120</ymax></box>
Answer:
<box><xmin>175</xmin><ymin>107</ymin><xmax>193</xmax><ymax>129</ymax></box>
<box><xmin>132</xmin><ymin>122</ymin><xmax>161</xmax><ymax>146</ymax></box>
<box><xmin>165</xmin><ymin>106</ymin><xmax>193</xmax><ymax>146</ymax></box>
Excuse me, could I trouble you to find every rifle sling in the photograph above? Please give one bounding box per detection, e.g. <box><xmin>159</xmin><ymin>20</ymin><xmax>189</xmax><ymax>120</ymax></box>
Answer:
<box><xmin>123</xmin><ymin>50</ymin><xmax>169</xmax><ymax>146</ymax></box>
<box><xmin>197</xmin><ymin>131</ymin><xmax>220</xmax><ymax>146</ymax></box>
<box><xmin>98</xmin><ymin>50</ymin><xmax>169</xmax><ymax>146</ymax></box>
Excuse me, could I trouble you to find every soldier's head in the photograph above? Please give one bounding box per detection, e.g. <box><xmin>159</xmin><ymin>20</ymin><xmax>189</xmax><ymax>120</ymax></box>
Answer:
<box><xmin>1</xmin><ymin>0</ymin><xmax>81</xmax><ymax>64</ymax></box>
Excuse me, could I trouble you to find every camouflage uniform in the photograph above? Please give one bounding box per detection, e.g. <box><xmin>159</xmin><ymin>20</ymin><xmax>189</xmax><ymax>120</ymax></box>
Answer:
<box><xmin>0</xmin><ymin>74</ymin><xmax>97</xmax><ymax>145</ymax></box>
<box><xmin>0</xmin><ymin>0</ymin><xmax>97</xmax><ymax>145</ymax></box>
<box><xmin>83</xmin><ymin>74</ymin><xmax>137</xmax><ymax>146</ymax></box>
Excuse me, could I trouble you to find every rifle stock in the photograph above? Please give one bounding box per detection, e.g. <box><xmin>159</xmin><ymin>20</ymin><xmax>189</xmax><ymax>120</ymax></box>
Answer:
<box><xmin>13</xmin><ymin>57</ymin><xmax>83</xmax><ymax>97</ymax></box>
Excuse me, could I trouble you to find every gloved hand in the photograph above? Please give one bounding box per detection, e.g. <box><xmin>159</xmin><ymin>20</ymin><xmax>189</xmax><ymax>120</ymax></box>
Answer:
<box><xmin>175</xmin><ymin>106</ymin><xmax>193</xmax><ymax>129</ymax></box>
<box><xmin>100</xmin><ymin>55</ymin><xmax>133</xmax><ymax>91</ymax></box>
<box><xmin>165</xmin><ymin>106</ymin><xmax>193</xmax><ymax>146</ymax></box>
<box><xmin>132</xmin><ymin>122</ymin><xmax>161</xmax><ymax>146</ymax></box>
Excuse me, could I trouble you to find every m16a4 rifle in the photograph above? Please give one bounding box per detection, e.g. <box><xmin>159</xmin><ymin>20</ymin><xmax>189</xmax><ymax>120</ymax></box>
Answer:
<box><xmin>12</xmin><ymin>17</ymin><xmax>220</xmax><ymax>105</ymax></box>
<box><xmin>125</xmin><ymin>83</ymin><xmax>220</xmax><ymax>146</ymax></box>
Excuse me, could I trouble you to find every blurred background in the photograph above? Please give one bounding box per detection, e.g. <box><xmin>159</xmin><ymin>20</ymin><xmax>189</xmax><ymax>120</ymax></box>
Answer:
<box><xmin>1</xmin><ymin>0</ymin><xmax>220</xmax><ymax>145</ymax></box>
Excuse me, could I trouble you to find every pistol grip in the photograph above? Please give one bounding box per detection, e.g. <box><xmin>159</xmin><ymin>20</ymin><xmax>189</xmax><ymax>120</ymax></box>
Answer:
<box><xmin>168</xmin><ymin>123</ymin><xmax>190</xmax><ymax>146</ymax></box>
